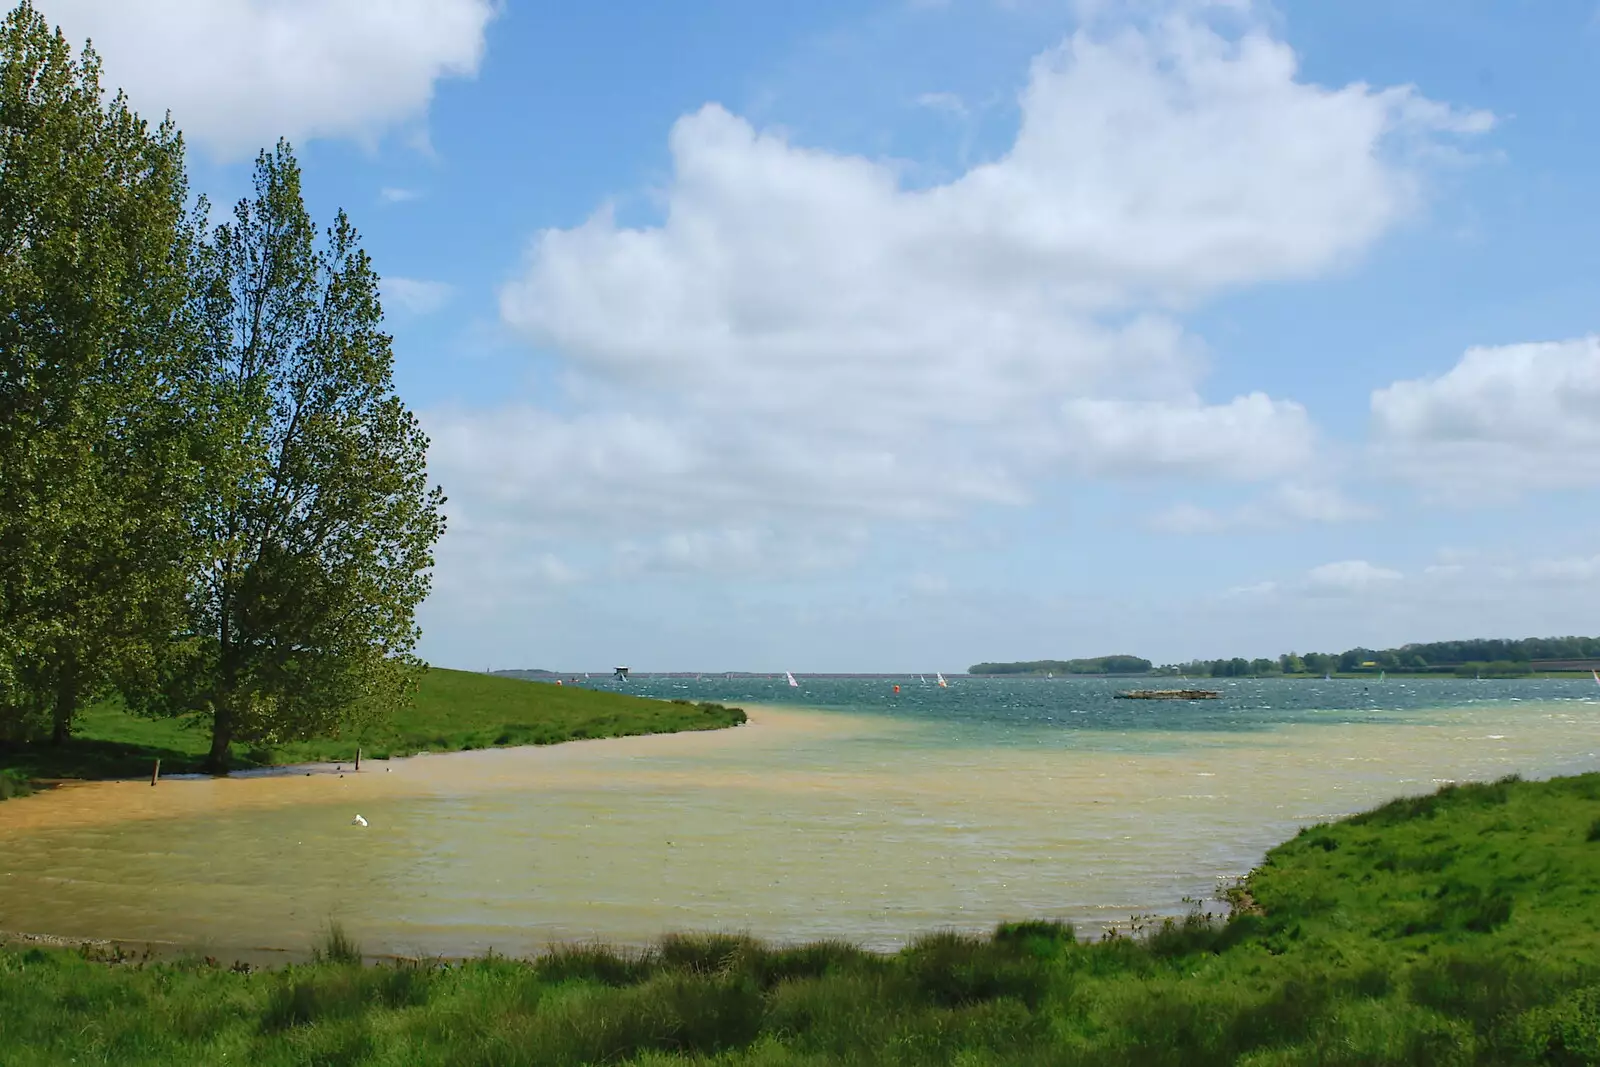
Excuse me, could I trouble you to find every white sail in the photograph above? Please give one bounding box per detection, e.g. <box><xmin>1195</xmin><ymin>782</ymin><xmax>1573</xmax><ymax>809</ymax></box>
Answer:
<box><xmin>1379</xmin><ymin>670</ymin><xmax>1385</xmax><ymax>682</ymax></box>
<box><xmin>785</xmin><ymin>671</ymin><xmax>799</xmax><ymax>688</ymax></box>
<box><xmin>1592</xmin><ymin>668</ymin><xmax>1599</xmax><ymax>687</ymax></box>
<box><xmin>936</xmin><ymin>672</ymin><xmax>948</xmax><ymax>688</ymax></box>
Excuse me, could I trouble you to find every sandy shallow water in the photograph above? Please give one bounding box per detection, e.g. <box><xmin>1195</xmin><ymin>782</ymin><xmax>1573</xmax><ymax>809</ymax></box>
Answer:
<box><xmin>2</xmin><ymin>699</ymin><xmax>1596</xmax><ymax>959</ymax></box>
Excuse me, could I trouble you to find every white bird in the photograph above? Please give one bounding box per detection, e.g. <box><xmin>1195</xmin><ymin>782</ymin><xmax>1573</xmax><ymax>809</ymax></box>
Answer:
<box><xmin>351</xmin><ymin>815</ymin><xmax>368</xmax><ymax>827</ymax></box>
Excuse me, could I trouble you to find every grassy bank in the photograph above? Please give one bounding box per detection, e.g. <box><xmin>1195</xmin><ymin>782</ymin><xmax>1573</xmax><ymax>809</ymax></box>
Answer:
<box><xmin>0</xmin><ymin>669</ymin><xmax>746</xmax><ymax>788</ymax></box>
<box><xmin>3</xmin><ymin>771</ymin><xmax>1598</xmax><ymax>1065</ymax></box>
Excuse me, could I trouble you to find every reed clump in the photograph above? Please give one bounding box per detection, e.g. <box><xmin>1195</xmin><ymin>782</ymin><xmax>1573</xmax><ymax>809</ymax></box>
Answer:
<box><xmin>3</xmin><ymin>771</ymin><xmax>1599</xmax><ymax>1065</ymax></box>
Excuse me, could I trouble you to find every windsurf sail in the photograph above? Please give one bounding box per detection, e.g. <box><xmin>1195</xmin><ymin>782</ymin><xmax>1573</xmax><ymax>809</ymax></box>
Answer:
<box><xmin>785</xmin><ymin>671</ymin><xmax>799</xmax><ymax>688</ymax></box>
<box><xmin>936</xmin><ymin>672</ymin><xmax>948</xmax><ymax>688</ymax></box>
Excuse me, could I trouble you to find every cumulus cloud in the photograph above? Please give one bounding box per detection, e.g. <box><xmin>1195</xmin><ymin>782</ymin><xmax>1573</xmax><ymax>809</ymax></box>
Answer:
<box><xmin>431</xmin><ymin>12</ymin><xmax>1487</xmax><ymax>583</ymax></box>
<box><xmin>382</xmin><ymin>277</ymin><xmax>455</xmax><ymax>316</ymax></box>
<box><xmin>1371</xmin><ymin>336</ymin><xmax>1600</xmax><ymax>493</ymax></box>
<box><xmin>39</xmin><ymin>0</ymin><xmax>496</xmax><ymax>158</ymax></box>
<box><xmin>1058</xmin><ymin>394</ymin><xmax>1315</xmax><ymax>480</ymax></box>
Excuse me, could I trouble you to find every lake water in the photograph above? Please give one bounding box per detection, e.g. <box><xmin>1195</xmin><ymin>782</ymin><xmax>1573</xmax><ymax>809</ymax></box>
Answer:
<box><xmin>2</xmin><ymin>676</ymin><xmax>1597</xmax><ymax>960</ymax></box>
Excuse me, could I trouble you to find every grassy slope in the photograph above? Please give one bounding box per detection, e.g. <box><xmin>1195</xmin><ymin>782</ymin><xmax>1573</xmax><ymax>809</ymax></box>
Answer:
<box><xmin>2</xmin><ymin>773</ymin><xmax>1598</xmax><ymax>1065</ymax></box>
<box><xmin>0</xmin><ymin>669</ymin><xmax>745</xmax><ymax>785</ymax></box>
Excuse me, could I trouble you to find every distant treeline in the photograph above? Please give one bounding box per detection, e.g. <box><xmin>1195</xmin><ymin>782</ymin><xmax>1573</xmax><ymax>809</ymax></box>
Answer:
<box><xmin>1161</xmin><ymin>635</ymin><xmax>1600</xmax><ymax>678</ymax></box>
<box><xmin>969</xmin><ymin>656</ymin><xmax>1153</xmax><ymax>676</ymax></box>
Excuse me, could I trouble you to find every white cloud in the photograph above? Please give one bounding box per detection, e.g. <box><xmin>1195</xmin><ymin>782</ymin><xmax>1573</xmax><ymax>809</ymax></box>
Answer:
<box><xmin>1522</xmin><ymin>554</ymin><xmax>1600</xmax><ymax>583</ymax></box>
<box><xmin>382</xmin><ymin>277</ymin><xmax>455</xmax><ymax>316</ymax></box>
<box><xmin>1151</xmin><ymin>482</ymin><xmax>1374</xmax><ymax>533</ymax></box>
<box><xmin>423</xmin><ymin>406</ymin><xmax>1026</xmax><ymax>536</ymax></box>
<box><xmin>39</xmin><ymin>0</ymin><xmax>496</xmax><ymax>158</ymax></box>
<box><xmin>915</xmin><ymin>91</ymin><xmax>969</xmax><ymax>117</ymax></box>
<box><xmin>1305</xmin><ymin>559</ymin><xmax>1403</xmax><ymax>592</ymax></box>
<box><xmin>1226</xmin><ymin>558</ymin><xmax>1403</xmax><ymax>598</ymax></box>
<box><xmin>1371</xmin><ymin>336</ymin><xmax>1600</xmax><ymax>493</ymax></box>
<box><xmin>615</xmin><ymin>527</ymin><xmax>870</xmax><ymax>579</ymax></box>
<box><xmin>380</xmin><ymin>187</ymin><xmax>425</xmax><ymax>205</ymax></box>
<box><xmin>435</xmin><ymin>12</ymin><xmax>1487</xmax><ymax>586</ymax></box>
<box><xmin>1057</xmin><ymin>394</ymin><xmax>1315</xmax><ymax>480</ymax></box>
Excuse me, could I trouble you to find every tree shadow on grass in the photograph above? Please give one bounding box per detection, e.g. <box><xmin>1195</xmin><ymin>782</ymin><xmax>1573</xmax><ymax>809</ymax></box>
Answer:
<box><xmin>0</xmin><ymin>736</ymin><xmax>270</xmax><ymax>791</ymax></box>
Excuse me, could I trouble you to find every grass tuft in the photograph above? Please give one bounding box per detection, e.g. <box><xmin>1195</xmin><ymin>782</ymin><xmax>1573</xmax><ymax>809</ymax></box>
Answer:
<box><xmin>312</xmin><ymin>922</ymin><xmax>363</xmax><ymax>966</ymax></box>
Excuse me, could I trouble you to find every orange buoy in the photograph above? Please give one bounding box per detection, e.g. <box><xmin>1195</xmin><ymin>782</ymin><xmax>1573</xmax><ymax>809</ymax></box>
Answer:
<box><xmin>892</xmin><ymin>684</ymin><xmax>900</xmax><ymax>693</ymax></box>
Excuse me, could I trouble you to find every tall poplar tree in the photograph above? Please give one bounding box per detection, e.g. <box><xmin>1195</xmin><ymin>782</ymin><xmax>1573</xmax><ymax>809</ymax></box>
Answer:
<box><xmin>134</xmin><ymin>142</ymin><xmax>445</xmax><ymax>773</ymax></box>
<box><xmin>0</xmin><ymin>2</ymin><xmax>198</xmax><ymax>743</ymax></box>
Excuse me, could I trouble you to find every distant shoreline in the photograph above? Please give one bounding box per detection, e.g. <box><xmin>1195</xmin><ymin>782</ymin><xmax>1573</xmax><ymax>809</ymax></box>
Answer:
<box><xmin>497</xmin><ymin>670</ymin><xmax>1600</xmax><ymax>681</ymax></box>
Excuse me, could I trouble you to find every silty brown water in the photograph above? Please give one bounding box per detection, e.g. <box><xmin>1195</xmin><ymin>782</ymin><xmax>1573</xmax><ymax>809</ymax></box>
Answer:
<box><xmin>2</xmin><ymin>680</ymin><xmax>1596</xmax><ymax>959</ymax></box>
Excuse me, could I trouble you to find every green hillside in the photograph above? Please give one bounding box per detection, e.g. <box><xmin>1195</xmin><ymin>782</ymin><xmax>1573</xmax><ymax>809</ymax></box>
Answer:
<box><xmin>0</xmin><ymin>669</ymin><xmax>745</xmax><ymax>791</ymax></box>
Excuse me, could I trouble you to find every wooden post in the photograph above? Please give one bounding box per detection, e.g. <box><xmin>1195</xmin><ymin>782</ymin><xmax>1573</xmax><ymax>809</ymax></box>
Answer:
<box><xmin>150</xmin><ymin>759</ymin><xmax>160</xmax><ymax>787</ymax></box>
<box><xmin>355</xmin><ymin>747</ymin><xmax>361</xmax><ymax>772</ymax></box>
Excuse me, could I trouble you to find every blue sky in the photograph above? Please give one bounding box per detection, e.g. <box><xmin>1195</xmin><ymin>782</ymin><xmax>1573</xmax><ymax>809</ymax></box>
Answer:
<box><xmin>46</xmin><ymin>0</ymin><xmax>1600</xmax><ymax>671</ymax></box>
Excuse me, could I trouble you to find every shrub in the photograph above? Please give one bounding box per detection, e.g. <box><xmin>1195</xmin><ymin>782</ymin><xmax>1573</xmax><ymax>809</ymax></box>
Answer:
<box><xmin>0</xmin><ymin>767</ymin><xmax>33</xmax><ymax>800</ymax></box>
<box><xmin>1517</xmin><ymin>984</ymin><xmax>1600</xmax><ymax>1066</ymax></box>
<box><xmin>1147</xmin><ymin>911</ymin><xmax>1225</xmax><ymax>959</ymax></box>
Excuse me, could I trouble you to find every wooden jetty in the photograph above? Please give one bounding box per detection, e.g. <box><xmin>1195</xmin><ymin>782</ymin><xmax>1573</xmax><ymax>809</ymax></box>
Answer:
<box><xmin>1114</xmin><ymin>689</ymin><xmax>1221</xmax><ymax>700</ymax></box>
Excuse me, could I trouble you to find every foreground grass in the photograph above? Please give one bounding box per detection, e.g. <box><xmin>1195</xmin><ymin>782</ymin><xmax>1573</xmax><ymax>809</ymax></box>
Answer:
<box><xmin>3</xmin><ymin>772</ymin><xmax>1599</xmax><ymax>1065</ymax></box>
<box><xmin>0</xmin><ymin>669</ymin><xmax>746</xmax><ymax>785</ymax></box>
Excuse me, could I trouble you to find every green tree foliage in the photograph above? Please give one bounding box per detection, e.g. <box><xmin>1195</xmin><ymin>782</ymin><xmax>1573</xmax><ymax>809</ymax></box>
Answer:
<box><xmin>129</xmin><ymin>142</ymin><xmax>445</xmax><ymax>773</ymax></box>
<box><xmin>0</xmin><ymin>2</ymin><xmax>198</xmax><ymax>744</ymax></box>
<box><xmin>1161</xmin><ymin>635</ymin><xmax>1600</xmax><ymax>678</ymax></box>
<box><xmin>967</xmin><ymin>656</ymin><xmax>1151</xmax><ymax>675</ymax></box>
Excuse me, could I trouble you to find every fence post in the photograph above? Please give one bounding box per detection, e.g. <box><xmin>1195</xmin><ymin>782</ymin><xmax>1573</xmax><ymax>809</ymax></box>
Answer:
<box><xmin>150</xmin><ymin>759</ymin><xmax>161</xmax><ymax>787</ymax></box>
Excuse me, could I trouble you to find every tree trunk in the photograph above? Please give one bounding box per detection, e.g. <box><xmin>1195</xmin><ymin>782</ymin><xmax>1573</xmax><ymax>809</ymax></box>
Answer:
<box><xmin>205</xmin><ymin>702</ymin><xmax>233</xmax><ymax>775</ymax></box>
<box><xmin>50</xmin><ymin>671</ymin><xmax>77</xmax><ymax>746</ymax></box>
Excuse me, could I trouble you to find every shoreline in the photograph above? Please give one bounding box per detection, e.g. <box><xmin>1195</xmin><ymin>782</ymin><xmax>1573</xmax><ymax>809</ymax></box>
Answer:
<box><xmin>2</xmin><ymin>698</ymin><xmax>1594</xmax><ymax>963</ymax></box>
<box><xmin>0</xmin><ymin>703</ymin><xmax>831</xmax><ymax>835</ymax></box>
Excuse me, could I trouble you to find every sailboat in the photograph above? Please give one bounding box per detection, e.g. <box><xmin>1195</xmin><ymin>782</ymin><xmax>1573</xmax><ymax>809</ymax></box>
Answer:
<box><xmin>936</xmin><ymin>672</ymin><xmax>949</xmax><ymax>688</ymax></box>
<box><xmin>1379</xmin><ymin>670</ymin><xmax>1385</xmax><ymax>682</ymax></box>
<box><xmin>918</xmin><ymin>675</ymin><xmax>925</xmax><ymax>683</ymax></box>
<box><xmin>1591</xmin><ymin>668</ymin><xmax>1599</xmax><ymax>687</ymax></box>
<box><xmin>785</xmin><ymin>671</ymin><xmax>799</xmax><ymax>688</ymax></box>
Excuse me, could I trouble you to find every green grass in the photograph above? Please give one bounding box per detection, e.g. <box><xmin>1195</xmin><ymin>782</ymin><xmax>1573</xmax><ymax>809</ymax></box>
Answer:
<box><xmin>0</xmin><ymin>669</ymin><xmax>746</xmax><ymax>787</ymax></box>
<box><xmin>3</xmin><ymin>771</ymin><xmax>1599</xmax><ymax>1064</ymax></box>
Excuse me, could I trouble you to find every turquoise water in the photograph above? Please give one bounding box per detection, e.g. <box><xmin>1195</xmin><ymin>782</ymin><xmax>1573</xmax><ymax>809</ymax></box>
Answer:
<box><xmin>589</xmin><ymin>674</ymin><xmax>1600</xmax><ymax>741</ymax></box>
